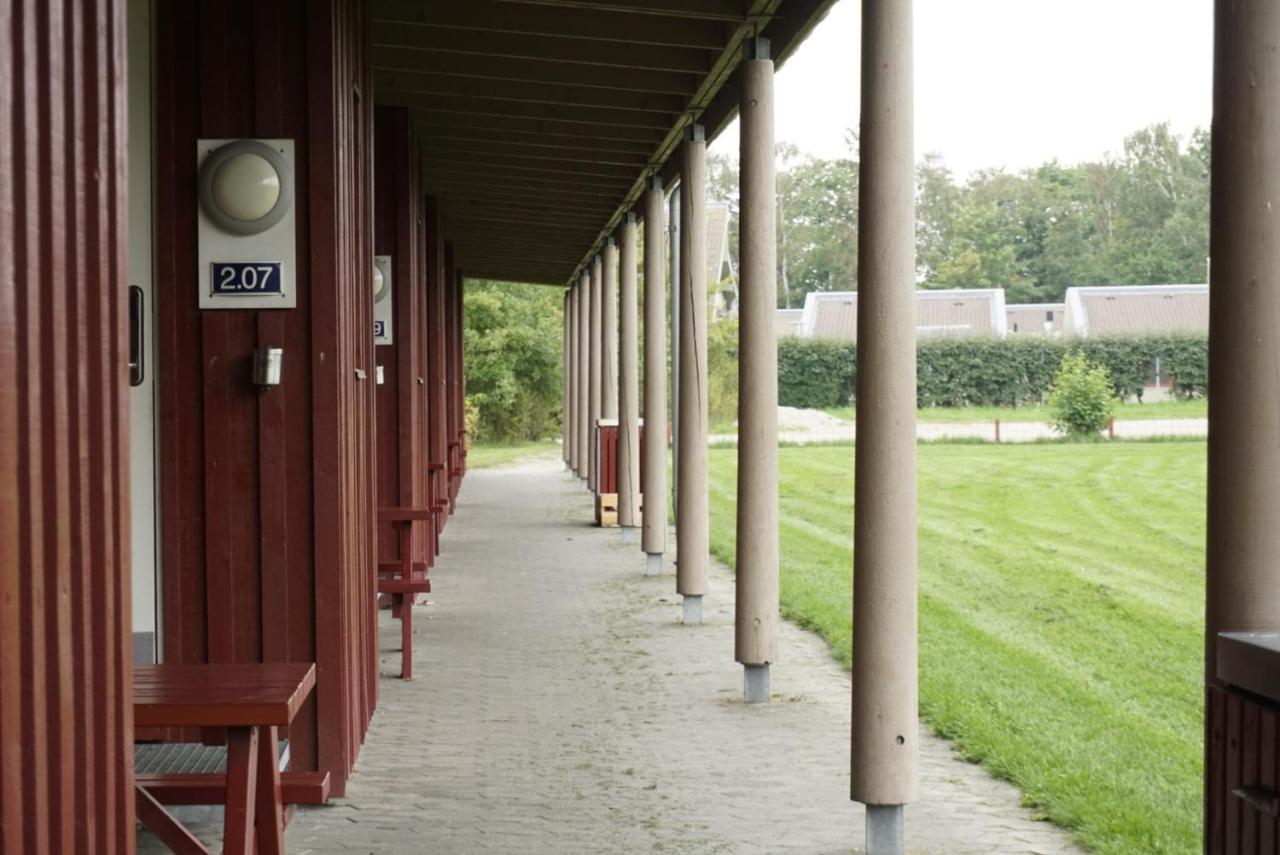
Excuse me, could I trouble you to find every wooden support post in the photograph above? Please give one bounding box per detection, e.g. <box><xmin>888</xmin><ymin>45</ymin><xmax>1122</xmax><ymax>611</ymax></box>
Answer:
<box><xmin>618</xmin><ymin>214</ymin><xmax>641</xmax><ymax>530</ymax></box>
<box><xmin>1206</xmin><ymin>0</ymin><xmax>1280</xmax><ymax>832</ymax></box>
<box><xmin>589</xmin><ymin>255</ymin><xmax>604</xmax><ymax>491</ymax></box>
<box><xmin>676</xmin><ymin>124</ymin><xmax>709</xmax><ymax>619</ymax></box>
<box><xmin>642</xmin><ymin>177</ymin><xmax>669</xmax><ymax>567</ymax></box>
<box><xmin>568</xmin><ymin>284</ymin><xmax>579</xmax><ymax>473</ymax></box>
<box><xmin>577</xmin><ymin>270</ymin><xmax>591</xmax><ymax>482</ymax></box>
<box><xmin>736</xmin><ymin>39</ymin><xmax>780</xmax><ymax>701</ymax></box>
<box><xmin>852</xmin><ymin>0</ymin><xmax>918</xmax><ymax>846</ymax></box>
<box><xmin>563</xmin><ymin>290</ymin><xmax>571</xmax><ymax>466</ymax></box>
<box><xmin>603</xmin><ymin>237</ymin><xmax>619</xmax><ymax>423</ymax></box>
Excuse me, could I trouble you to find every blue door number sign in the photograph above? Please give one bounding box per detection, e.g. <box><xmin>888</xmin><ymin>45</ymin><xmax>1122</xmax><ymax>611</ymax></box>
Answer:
<box><xmin>210</xmin><ymin>262</ymin><xmax>284</xmax><ymax>296</ymax></box>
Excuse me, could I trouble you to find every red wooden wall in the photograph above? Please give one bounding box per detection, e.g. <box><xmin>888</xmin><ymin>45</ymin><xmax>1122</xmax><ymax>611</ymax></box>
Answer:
<box><xmin>1208</xmin><ymin>685</ymin><xmax>1280</xmax><ymax>854</ymax></box>
<box><xmin>425</xmin><ymin>197</ymin><xmax>449</xmax><ymax>534</ymax></box>
<box><xmin>374</xmin><ymin>106</ymin><xmax>430</xmax><ymax>566</ymax></box>
<box><xmin>151</xmin><ymin>0</ymin><xmax>376</xmax><ymax>796</ymax></box>
<box><xmin>0</xmin><ymin>1</ymin><xmax>135</xmax><ymax>851</ymax></box>
<box><xmin>443</xmin><ymin>248</ymin><xmax>466</xmax><ymax>508</ymax></box>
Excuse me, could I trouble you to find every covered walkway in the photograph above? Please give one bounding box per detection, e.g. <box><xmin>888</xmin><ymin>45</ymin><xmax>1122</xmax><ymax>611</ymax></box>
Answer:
<box><xmin>283</xmin><ymin>459</ymin><xmax>1081</xmax><ymax>854</ymax></box>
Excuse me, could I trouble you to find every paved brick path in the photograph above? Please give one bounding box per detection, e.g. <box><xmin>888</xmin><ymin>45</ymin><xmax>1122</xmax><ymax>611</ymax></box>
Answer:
<box><xmin>279</xmin><ymin>457</ymin><xmax>1083</xmax><ymax>854</ymax></box>
<box><xmin>140</xmin><ymin>457</ymin><xmax>1083</xmax><ymax>853</ymax></box>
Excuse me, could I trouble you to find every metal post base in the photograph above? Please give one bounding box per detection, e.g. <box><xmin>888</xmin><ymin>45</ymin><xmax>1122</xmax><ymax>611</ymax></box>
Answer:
<box><xmin>620</xmin><ymin>526</ymin><xmax>640</xmax><ymax>544</ymax></box>
<box><xmin>645</xmin><ymin>553</ymin><xmax>663</xmax><ymax>576</ymax></box>
<box><xmin>866</xmin><ymin>804</ymin><xmax>904</xmax><ymax>855</ymax></box>
<box><xmin>682</xmin><ymin>595</ymin><xmax>702</xmax><ymax>625</ymax></box>
<box><xmin>744</xmin><ymin>664</ymin><xmax>769</xmax><ymax>704</ymax></box>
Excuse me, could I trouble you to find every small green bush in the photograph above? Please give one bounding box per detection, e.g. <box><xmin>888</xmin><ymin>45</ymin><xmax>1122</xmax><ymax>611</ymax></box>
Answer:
<box><xmin>777</xmin><ymin>336</ymin><xmax>856</xmax><ymax>408</ymax></box>
<box><xmin>1045</xmin><ymin>352</ymin><xmax>1119</xmax><ymax>437</ymax></box>
<box><xmin>708</xmin><ymin>319</ymin><xmax>740</xmax><ymax>428</ymax></box>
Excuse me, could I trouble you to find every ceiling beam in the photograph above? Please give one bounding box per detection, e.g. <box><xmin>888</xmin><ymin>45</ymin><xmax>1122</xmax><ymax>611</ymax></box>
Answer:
<box><xmin>370</xmin><ymin>21</ymin><xmax>715</xmax><ymax>75</ymax></box>
<box><xmin>417</xmin><ymin>135</ymin><xmax>649</xmax><ymax>169</ymax></box>
<box><xmin>560</xmin><ymin>0</ymin><xmax>781</xmax><ymax>285</ymax></box>
<box><xmin>427</xmin><ymin>178</ymin><xmax>624</xmax><ymax>205</ymax></box>
<box><xmin>446</xmin><ymin>223</ymin><xmax>603</xmax><ymax>242</ymax></box>
<box><xmin>414</xmin><ymin>122</ymin><xmax>656</xmax><ymax>157</ymax></box>
<box><xmin>451</xmin><ymin>251</ymin><xmax>587</xmax><ymax>268</ymax></box>
<box><xmin>407</xmin><ymin>110</ymin><xmax>668</xmax><ymax>147</ymax></box>
<box><xmin>423</xmin><ymin>158</ymin><xmax>636</xmax><ymax>188</ymax></box>
<box><xmin>440</xmin><ymin>202</ymin><xmax>608</xmax><ymax>226</ymax></box>
<box><xmin>423</xmin><ymin>148</ymin><xmax>641</xmax><ymax>181</ymax></box>
<box><xmin>376</xmin><ymin>90</ymin><xmax>675</xmax><ymax>131</ymax></box>
<box><xmin>373</xmin><ymin>46</ymin><xmax>698</xmax><ymax>96</ymax></box>
<box><xmin>661</xmin><ymin>0</ymin><xmax>842</xmax><ymax>184</ymax></box>
<box><xmin>371</xmin><ymin>0</ymin><xmax>735</xmax><ymax>48</ymax></box>
<box><xmin>494</xmin><ymin>0</ymin><xmax>749</xmax><ymax>22</ymax></box>
<box><xmin>375</xmin><ymin>69</ymin><xmax>687</xmax><ymax>114</ymax></box>
<box><xmin>462</xmin><ymin>271</ymin><xmax>567</xmax><ymax>286</ymax></box>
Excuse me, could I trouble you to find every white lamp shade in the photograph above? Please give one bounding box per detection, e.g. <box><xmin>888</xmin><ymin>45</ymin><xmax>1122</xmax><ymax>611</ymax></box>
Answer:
<box><xmin>212</xmin><ymin>152</ymin><xmax>281</xmax><ymax>222</ymax></box>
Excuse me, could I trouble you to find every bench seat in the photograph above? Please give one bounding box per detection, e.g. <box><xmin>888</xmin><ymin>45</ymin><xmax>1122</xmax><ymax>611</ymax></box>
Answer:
<box><xmin>135</xmin><ymin>771</ymin><xmax>330</xmax><ymax>806</ymax></box>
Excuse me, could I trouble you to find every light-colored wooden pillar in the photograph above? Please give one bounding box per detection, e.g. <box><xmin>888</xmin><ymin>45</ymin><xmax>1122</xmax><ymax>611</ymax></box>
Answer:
<box><xmin>642</xmin><ymin>177</ymin><xmax>669</xmax><ymax>572</ymax></box>
<box><xmin>577</xmin><ymin>270</ymin><xmax>591</xmax><ymax>482</ymax></box>
<box><xmin>852</xmin><ymin>0</ymin><xmax>917</xmax><ymax>850</ymax></box>
<box><xmin>1207</xmin><ymin>0</ymin><xmax>1280</xmax><ymax>669</ymax></box>
<box><xmin>1206</xmin><ymin>0</ymin><xmax>1280</xmax><ymax>656</ymax></box>
<box><xmin>602</xmin><ymin>238</ymin><xmax>619</xmax><ymax>422</ymax></box>
<box><xmin>669</xmin><ymin>186</ymin><xmax>681</xmax><ymax>519</ymax></box>
<box><xmin>563</xmin><ymin>290</ymin><xmax>571</xmax><ymax>466</ymax></box>
<box><xmin>589</xmin><ymin>254</ymin><xmax>603</xmax><ymax>490</ymax></box>
<box><xmin>736</xmin><ymin>39</ymin><xmax>780</xmax><ymax>703</ymax></box>
<box><xmin>1205</xmin><ymin>5</ymin><xmax>1280</xmax><ymax>849</ymax></box>
<box><xmin>568</xmin><ymin>284</ymin><xmax>579</xmax><ymax>473</ymax></box>
<box><xmin>676</xmin><ymin>124</ymin><xmax>709</xmax><ymax>623</ymax></box>
<box><xmin>618</xmin><ymin>214</ymin><xmax>641</xmax><ymax>532</ymax></box>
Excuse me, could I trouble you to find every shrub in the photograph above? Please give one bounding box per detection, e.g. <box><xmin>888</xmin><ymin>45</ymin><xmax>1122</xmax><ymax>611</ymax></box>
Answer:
<box><xmin>774</xmin><ymin>333</ymin><xmax>1208</xmax><ymax>410</ymax></box>
<box><xmin>1045</xmin><ymin>352</ymin><xmax>1119</xmax><ymax>437</ymax></box>
<box><xmin>708</xmin><ymin>318</ymin><xmax>740</xmax><ymax>428</ymax></box>
<box><xmin>777</xmin><ymin>336</ymin><xmax>856</xmax><ymax>408</ymax></box>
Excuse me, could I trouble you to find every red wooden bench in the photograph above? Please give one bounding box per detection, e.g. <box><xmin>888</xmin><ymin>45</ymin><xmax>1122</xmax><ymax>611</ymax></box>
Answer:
<box><xmin>378</xmin><ymin>507</ymin><xmax>436</xmax><ymax>679</ymax></box>
<box><xmin>133</xmin><ymin>663</ymin><xmax>319</xmax><ymax>855</ymax></box>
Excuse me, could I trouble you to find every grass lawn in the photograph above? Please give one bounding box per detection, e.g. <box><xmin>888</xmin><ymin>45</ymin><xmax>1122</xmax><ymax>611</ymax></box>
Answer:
<box><xmin>707</xmin><ymin>441</ymin><xmax>1205</xmax><ymax>854</ymax></box>
<box><xmin>466</xmin><ymin>440</ymin><xmax>559</xmax><ymax>470</ymax></box>
<box><xmin>822</xmin><ymin>398</ymin><xmax>1207</xmax><ymax>424</ymax></box>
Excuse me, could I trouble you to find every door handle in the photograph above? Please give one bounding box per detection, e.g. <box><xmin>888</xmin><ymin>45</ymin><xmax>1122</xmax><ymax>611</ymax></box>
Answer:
<box><xmin>128</xmin><ymin>285</ymin><xmax>144</xmax><ymax>386</ymax></box>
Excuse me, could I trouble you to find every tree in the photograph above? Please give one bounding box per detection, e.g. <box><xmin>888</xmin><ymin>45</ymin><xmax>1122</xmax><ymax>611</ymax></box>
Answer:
<box><xmin>463</xmin><ymin>280</ymin><xmax>565</xmax><ymax>443</ymax></box>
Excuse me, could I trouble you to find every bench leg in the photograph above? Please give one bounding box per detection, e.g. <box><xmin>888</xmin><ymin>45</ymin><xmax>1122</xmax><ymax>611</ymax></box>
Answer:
<box><xmin>254</xmin><ymin>726</ymin><xmax>286</xmax><ymax>855</ymax></box>
<box><xmin>222</xmin><ymin>726</ymin><xmax>259</xmax><ymax>855</ymax></box>
<box><xmin>135</xmin><ymin>784</ymin><xmax>213</xmax><ymax>855</ymax></box>
<box><xmin>401</xmin><ymin>590</ymin><xmax>413</xmax><ymax>680</ymax></box>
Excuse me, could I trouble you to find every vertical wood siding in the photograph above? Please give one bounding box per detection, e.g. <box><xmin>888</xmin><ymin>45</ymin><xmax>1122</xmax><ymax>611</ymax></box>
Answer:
<box><xmin>1208</xmin><ymin>685</ymin><xmax>1280</xmax><ymax>854</ymax></box>
<box><xmin>442</xmin><ymin>241</ymin><xmax>460</xmax><ymax>511</ymax></box>
<box><xmin>152</xmin><ymin>0</ymin><xmax>375</xmax><ymax>796</ymax></box>
<box><xmin>425</xmin><ymin>201</ymin><xmax>448</xmax><ymax>535</ymax></box>
<box><xmin>0</xmin><ymin>1</ymin><xmax>135</xmax><ymax>851</ymax></box>
<box><xmin>374</xmin><ymin>106</ymin><xmax>428</xmax><ymax>566</ymax></box>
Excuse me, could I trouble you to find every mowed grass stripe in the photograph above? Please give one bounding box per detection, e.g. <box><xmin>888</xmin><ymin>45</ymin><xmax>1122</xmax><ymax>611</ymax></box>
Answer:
<box><xmin>706</xmin><ymin>441</ymin><xmax>1205</xmax><ymax>854</ymax></box>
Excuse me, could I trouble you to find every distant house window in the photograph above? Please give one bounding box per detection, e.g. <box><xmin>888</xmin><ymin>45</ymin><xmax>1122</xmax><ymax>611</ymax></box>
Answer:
<box><xmin>1013</xmin><ymin>323</ymin><xmax>1019</xmax><ymax>332</ymax></box>
<box><xmin>1045</xmin><ymin>310</ymin><xmax>1054</xmax><ymax>322</ymax></box>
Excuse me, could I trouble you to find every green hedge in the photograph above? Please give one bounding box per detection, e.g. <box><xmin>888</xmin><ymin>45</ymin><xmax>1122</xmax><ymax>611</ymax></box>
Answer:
<box><xmin>776</xmin><ymin>333</ymin><xmax>1208</xmax><ymax>409</ymax></box>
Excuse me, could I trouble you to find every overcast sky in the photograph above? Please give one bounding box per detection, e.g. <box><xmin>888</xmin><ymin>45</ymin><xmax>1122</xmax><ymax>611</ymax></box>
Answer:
<box><xmin>711</xmin><ymin>0</ymin><xmax>1213</xmax><ymax>177</ymax></box>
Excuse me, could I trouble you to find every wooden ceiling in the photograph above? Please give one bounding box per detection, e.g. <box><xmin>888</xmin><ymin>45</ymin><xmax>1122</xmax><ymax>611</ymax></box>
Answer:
<box><xmin>370</xmin><ymin>0</ymin><xmax>837</xmax><ymax>285</ymax></box>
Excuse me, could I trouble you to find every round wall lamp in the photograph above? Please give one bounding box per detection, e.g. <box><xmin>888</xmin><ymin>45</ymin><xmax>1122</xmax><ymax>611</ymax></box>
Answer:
<box><xmin>373</xmin><ymin>263</ymin><xmax>389</xmax><ymax>303</ymax></box>
<box><xmin>198</xmin><ymin>140</ymin><xmax>294</xmax><ymax>236</ymax></box>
